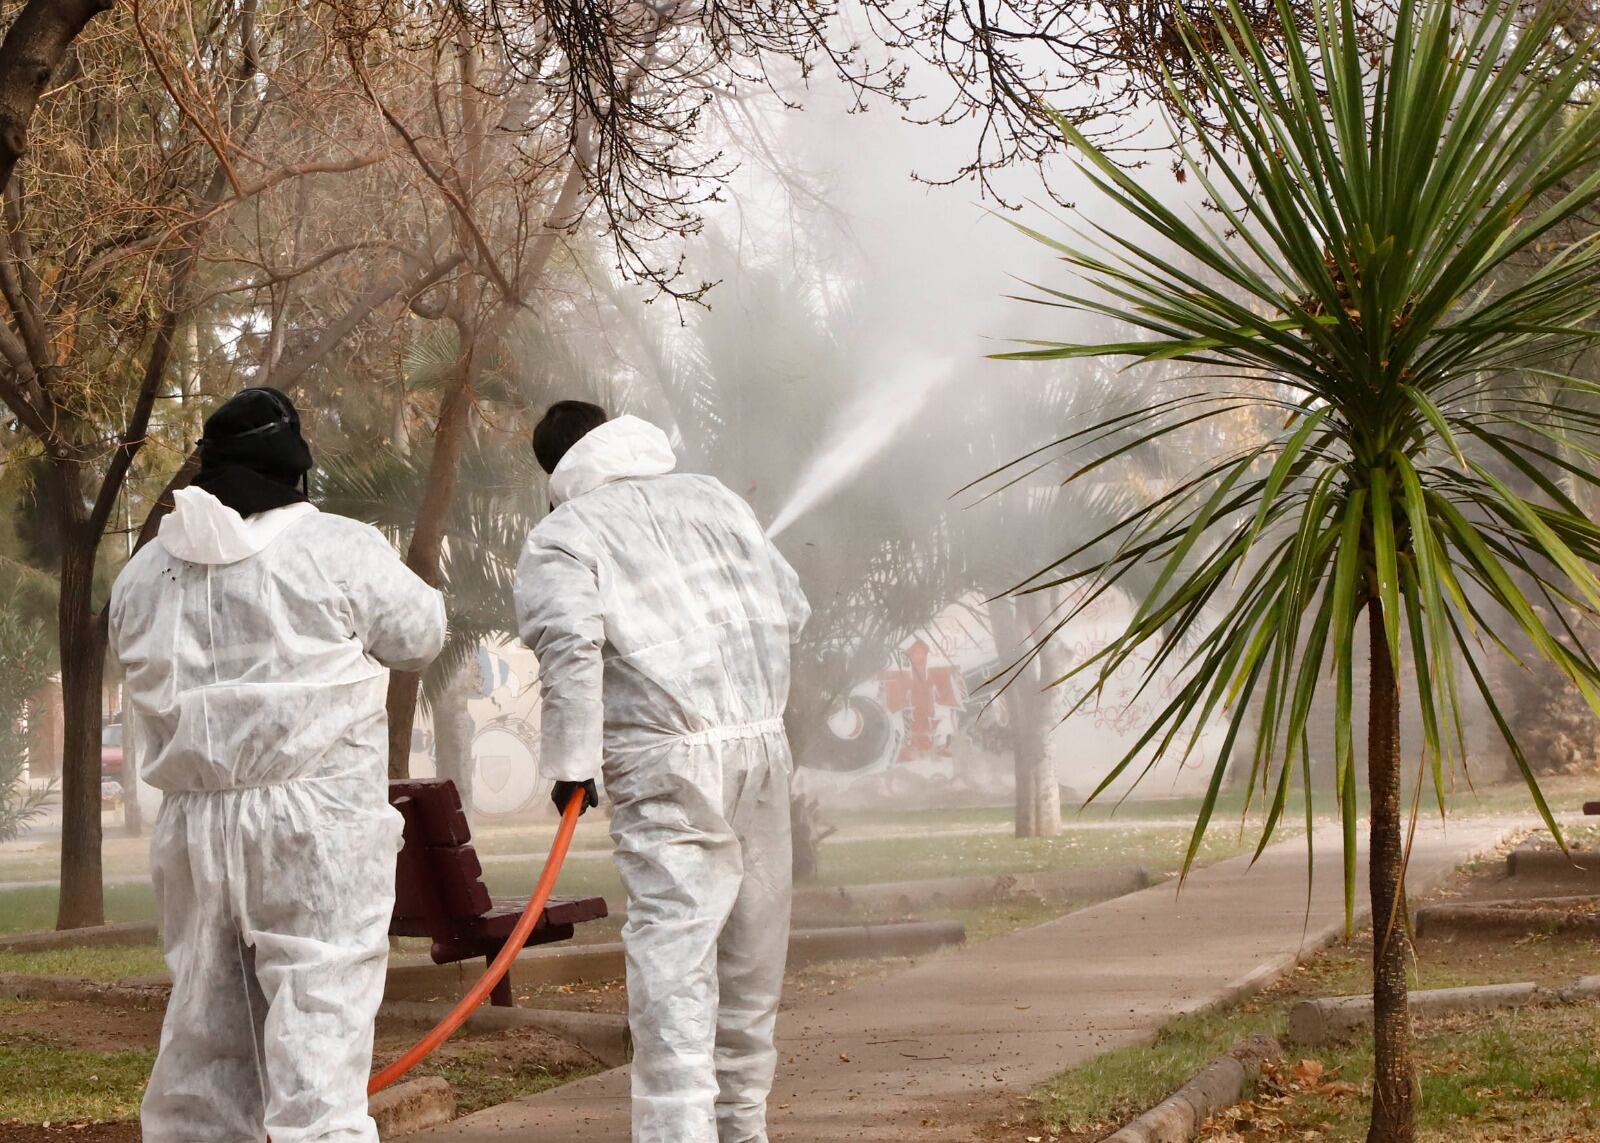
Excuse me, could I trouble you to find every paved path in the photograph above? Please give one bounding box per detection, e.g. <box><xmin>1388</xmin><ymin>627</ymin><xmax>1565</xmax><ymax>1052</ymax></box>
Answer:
<box><xmin>415</xmin><ymin>816</ymin><xmax>1521</xmax><ymax>1142</ymax></box>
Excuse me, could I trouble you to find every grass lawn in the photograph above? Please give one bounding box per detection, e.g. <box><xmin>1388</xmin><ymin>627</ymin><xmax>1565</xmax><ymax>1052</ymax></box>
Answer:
<box><xmin>0</xmin><ymin>999</ymin><xmax>154</xmax><ymax>1124</ymax></box>
<box><xmin>9</xmin><ymin>813</ymin><xmax>1190</xmax><ymax>936</ymax></box>
<box><xmin>398</xmin><ymin>1045</ymin><xmax>588</xmax><ymax>1117</ymax></box>
<box><xmin>0</xmin><ymin>883</ymin><xmax>156</xmax><ymax>937</ymax></box>
<box><xmin>1021</xmin><ymin>879</ymin><xmax>1600</xmax><ymax>1142</ymax></box>
<box><xmin>0</xmin><ymin>836</ymin><xmax>152</xmax><ymax>887</ymax></box>
<box><xmin>0</xmin><ymin>990</ymin><xmax>599</xmax><ymax>1129</ymax></box>
<box><xmin>810</xmin><ymin>820</ymin><xmax>1304</xmax><ymax>887</ymax></box>
<box><xmin>0</xmin><ymin>946</ymin><xmax>168</xmax><ymax>980</ymax></box>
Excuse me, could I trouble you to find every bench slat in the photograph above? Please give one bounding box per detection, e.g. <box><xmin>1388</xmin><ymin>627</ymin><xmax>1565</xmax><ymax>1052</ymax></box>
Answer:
<box><xmin>490</xmin><ymin>895</ymin><xmax>609</xmax><ymax>926</ymax></box>
<box><xmin>427</xmin><ymin>845</ymin><xmax>494</xmax><ymax>916</ymax></box>
<box><xmin>387</xmin><ymin>779</ymin><xmax>610</xmax><ymax>998</ymax></box>
<box><xmin>389</xmin><ymin>778</ymin><xmax>473</xmax><ymax>845</ymax></box>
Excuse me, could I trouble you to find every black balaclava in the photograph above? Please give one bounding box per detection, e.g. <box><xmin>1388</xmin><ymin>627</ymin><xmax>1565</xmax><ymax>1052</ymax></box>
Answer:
<box><xmin>192</xmin><ymin>387</ymin><xmax>313</xmax><ymax>517</ymax></box>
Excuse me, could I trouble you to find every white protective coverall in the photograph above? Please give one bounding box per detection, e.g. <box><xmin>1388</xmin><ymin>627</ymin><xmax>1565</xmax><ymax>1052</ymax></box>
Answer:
<box><xmin>110</xmin><ymin>487</ymin><xmax>446</xmax><ymax>1143</ymax></box>
<box><xmin>515</xmin><ymin>416</ymin><xmax>809</xmax><ymax>1143</ymax></box>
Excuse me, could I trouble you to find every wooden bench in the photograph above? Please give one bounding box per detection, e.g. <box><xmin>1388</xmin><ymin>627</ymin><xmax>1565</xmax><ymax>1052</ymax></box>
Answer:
<box><xmin>1585</xmin><ymin>801</ymin><xmax>1599</xmax><ymax>817</ymax></box>
<box><xmin>389</xmin><ymin>778</ymin><xmax>608</xmax><ymax>1006</ymax></box>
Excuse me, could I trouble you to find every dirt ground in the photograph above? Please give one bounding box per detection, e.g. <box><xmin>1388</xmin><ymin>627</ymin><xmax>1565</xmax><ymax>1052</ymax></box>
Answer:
<box><xmin>0</xmin><ymin>1124</ymin><xmax>142</xmax><ymax>1142</ymax></box>
<box><xmin>0</xmin><ymin>996</ymin><xmax>601</xmax><ymax>1137</ymax></box>
<box><xmin>1</xmin><ymin>1000</ymin><xmax>165</xmax><ymax>1056</ymax></box>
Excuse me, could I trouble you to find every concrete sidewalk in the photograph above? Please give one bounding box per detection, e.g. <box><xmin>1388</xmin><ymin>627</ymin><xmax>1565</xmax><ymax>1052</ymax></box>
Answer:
<box><xmin>412</xmin><ymin>817</ymin><xmax>1521</xmax><ymax>1142</ymax></box>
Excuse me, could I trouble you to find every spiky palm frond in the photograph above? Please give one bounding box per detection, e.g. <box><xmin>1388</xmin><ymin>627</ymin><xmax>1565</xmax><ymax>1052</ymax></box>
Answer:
<box><xmin>1002</xmin><ymin>0</ymin><xmax>1600</xmax><ymax>918</ymax></box>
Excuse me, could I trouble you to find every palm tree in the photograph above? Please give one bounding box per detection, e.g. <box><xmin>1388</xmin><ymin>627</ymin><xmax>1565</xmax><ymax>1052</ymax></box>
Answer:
<box><xmin>997</xmin><ymin>0</ymin><xmax>1600</xmax><ymax>1138</ymax></box>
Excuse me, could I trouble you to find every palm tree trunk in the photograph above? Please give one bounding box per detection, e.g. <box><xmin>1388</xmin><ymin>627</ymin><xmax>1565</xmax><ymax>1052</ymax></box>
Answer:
<box><xmin>1366</xmin><ymin>600</ymin><xmax>1414</xmax><ymax>1143</ymax></box>
<box><xmin>55</xmin><ymin>532</ymin><xmax>105</xmax><ymax>929</ymax></box>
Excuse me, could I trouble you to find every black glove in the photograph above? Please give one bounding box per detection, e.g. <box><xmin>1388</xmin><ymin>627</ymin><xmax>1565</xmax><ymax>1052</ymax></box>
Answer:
<box><xmin>551</xmin><ymin>778</ymin><xmax>599</xmax><ymax>815</ymax></box>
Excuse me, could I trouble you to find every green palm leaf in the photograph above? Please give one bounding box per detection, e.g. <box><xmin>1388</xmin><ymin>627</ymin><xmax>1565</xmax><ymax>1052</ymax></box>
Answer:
<box><xmin>996</xmin><ymin>1</ymin><xmax>1600</xmax><ymax>1125</ymax></box>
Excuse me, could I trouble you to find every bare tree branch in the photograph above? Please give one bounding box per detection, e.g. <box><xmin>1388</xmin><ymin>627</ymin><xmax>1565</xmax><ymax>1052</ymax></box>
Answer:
<box><xmin>263</xmin><ymin>250</ymin><xmax>467</xmax><ymax>393</ymax></box>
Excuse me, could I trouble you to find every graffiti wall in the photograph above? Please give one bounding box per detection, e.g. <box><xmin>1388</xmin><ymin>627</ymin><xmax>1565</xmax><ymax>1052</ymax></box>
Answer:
<box><xmin>408</xmin><ymin>639</ymin><xmax>549</xmax><ymax>817</ymax></box>
<box><xmin>806</xmin><ymin>592</ymin><xmax>1227</xmax><ymax>801</ymax></box>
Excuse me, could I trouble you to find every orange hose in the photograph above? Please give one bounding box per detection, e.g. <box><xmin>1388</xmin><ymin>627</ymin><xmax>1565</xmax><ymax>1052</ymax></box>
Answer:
<box><xmin>368</xmin><ymin>789</ymin><xmax>589</xmax><ymax>1095</ymax></box>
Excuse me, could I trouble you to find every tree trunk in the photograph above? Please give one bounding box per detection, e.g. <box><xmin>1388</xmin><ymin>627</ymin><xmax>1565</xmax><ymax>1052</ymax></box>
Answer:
<box><xmin>1029</xmin><ymin>598</ymin><xmax>1066</xmax><ymax>837</ymax></box>
<box><xmin>993</xmin><ymin>597</ymin><xmax>1062</xmax><ymax>839</ymax></box>
<box><xmin>0</xmin><ymin>0</ymin><xmax>115</xmax><ymax>193</ymax></box>
<box><xmin>121</xmin><ymin>720</ymin><xmax>143</xmax><ymax>838</ymax></box>
<box><xmin>1366</xmin><ymin>601</ymin><xmax>1414</xmax><ymax>1143</ymax></box>
<box><xmin>386</xmin><ymin>333</ymin><xmax>480</xmax><ymax>777</ymax></box>
<box><xmin>432</xmin><ymin>654</ymin><xmax>476</xmax><ymax>808</ymax></box>
<box><xmin>55</xmin><ymin>534</ymin><xmax>105</xmax><ymax>929</ymax></box>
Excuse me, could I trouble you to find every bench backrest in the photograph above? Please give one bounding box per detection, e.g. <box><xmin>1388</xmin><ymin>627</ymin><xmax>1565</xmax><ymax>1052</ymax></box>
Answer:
<box><xmin>390</xmin><ymin>779</ymin><xmax>494</xmax><ymax>930</ymax></box>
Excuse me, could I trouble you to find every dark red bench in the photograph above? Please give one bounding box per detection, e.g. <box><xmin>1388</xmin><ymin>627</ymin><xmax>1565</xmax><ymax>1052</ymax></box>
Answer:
<box><xmin>1585</xmin><ymin>802</ymin><xmax>1599</xmax><ymax>816</ymax></box>
<box><xmin>389</xmin><ymin>778</ymin><xmax>608</xmax><ymax>1006</ymax></box>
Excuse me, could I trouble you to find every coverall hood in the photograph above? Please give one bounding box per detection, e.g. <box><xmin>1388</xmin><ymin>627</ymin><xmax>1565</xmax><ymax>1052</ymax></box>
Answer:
<box><xmin>548</xmin><ymin>415</ymin><xmax>676</xmax><ymax>506</ymax></box>
<box><xmin>158</xmin><ymin>485</ymin><xmax>317</xmax><ymax>566</ymax></box>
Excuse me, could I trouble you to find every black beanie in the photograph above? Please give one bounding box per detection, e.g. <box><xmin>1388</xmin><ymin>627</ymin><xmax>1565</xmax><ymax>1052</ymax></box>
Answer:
<box><xmin>192</xmin><ymin>388</ymin><xmax>313</xmax><ymax>516</ymax></box>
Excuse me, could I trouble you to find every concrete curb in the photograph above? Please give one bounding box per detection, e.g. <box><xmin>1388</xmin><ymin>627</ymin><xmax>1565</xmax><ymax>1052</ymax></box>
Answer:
<box><xmin>379</xmin><ymin>1000</ymin><xmax>631</xmax><ymax>1067</ymax></box>
<box><xmin>789</xmin><ymin>919</ymin><xmax>966</xmax><ymax>966</ymax></box>
<box><xmin>0</xmin><ymin>921</ymin><xmax>158</xmax><ymax>952</ymax></box>
<box><xmin>371</xmin><ymin>1076</ymin><xmax>456</xmax><ymax>1138</ymax></box>
<box><xmin>0</xmin><ymin>970</ymin><xmax>168</xmax><ymax>1008</ymax></box>
<box><xmin>1556</xmin><ymin>975</ymin><xmax>1600</xmax><ymax>1002</ymax></box>
<box><xmin>1289</xmin><ymin>975</ymin><xmax>1600</xmax><ymax>1045</ymax></box>
<box><xmin>1098</xmin><ymin>1036</ymin><xmax>1280</xmax><ymax>1143</ymax></box>
<box><xmin>386</xmin><ymin>942</ymin><xmax>621</xmax><ymax>997</ymax></box>
<box><xmin>1288</xmin><ymin>982</ymin><xmax>1539</xmax><ymax>1045</ymax></box>
<box><xmin>1416</xmin><ymin>897</ymin><xmax>1600</xmax><ymax>937</ymax></box>
<box><xmin>1506</xmin><ymin>844</ymin><xmax>1600</xmax><ymax>880</ymax></box>
<box><xmin>384</xmin><ymin>920</ymin><xmax>967</xmax><ymax>1000</ymax></box>
<box><xmin>791</xmin><ymin>865</ymin><xmax>1151</xmax><ymax>919</ymax></box>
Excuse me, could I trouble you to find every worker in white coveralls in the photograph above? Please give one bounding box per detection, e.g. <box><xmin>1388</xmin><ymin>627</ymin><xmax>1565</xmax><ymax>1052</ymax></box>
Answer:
<box><xmin>515</xmin><ymin>401</ymin><xmax>810</xmax><ymax>1143</ymax></box>
<box><xmin>110</xmin><ymin>387</ymin><xmax>446</xmax><ymax>1143</ymax></box>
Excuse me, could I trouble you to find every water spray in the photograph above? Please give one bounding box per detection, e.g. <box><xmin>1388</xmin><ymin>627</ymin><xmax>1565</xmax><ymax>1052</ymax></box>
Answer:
<box><xmin>765</xmin><ymin>361</ymin><xmax>954</xmax><ymax>539</ymax></box>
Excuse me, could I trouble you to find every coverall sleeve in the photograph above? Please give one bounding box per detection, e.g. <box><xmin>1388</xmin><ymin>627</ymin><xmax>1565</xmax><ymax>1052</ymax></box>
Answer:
<box><xmin>342</xmin><ymin>524</ymin><xmax>448</xmax><ymax>672</ymax></box>
<box><xmin>515</xmin><ymin>527</ymin><xmax>605</xmax><ymax>783</ymax></box>
<box><xmin>767</xmin><ymin>538</ymin><xmax>811</xmax><ymax>639</ymax></box>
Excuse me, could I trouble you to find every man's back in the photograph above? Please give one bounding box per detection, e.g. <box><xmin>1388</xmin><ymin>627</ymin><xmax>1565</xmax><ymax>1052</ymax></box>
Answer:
<box><xmin>520</xmin><ymin>469</ymin><xmax>808</xmax><ymax>741</ymax></box>
<box><xmin>515</xmin><ymin>409</ymin><xmax>809</xmax><ymax>1143</ymax></box>
<box><xmin>112</xmin><ymin>495</ymin><xmax>444</xmax><ymax>793</ymax></box>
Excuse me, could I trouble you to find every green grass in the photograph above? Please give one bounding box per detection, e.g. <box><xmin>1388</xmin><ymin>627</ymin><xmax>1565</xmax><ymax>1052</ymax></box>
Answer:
<box><xmin>465</xmin><ymin>827</ymin><xmax>617</xmax><ymax>858</ymax></box>
<box><xmin>0</xmin><ymin>946</ymin><xmax>167</xmax><ymax>981</ymax></box>
<box><xmin>929</xmin><ymin>896</ymin><xmax>1081</xmax><ymax>944</ymax></box>
<box><xmin>1035</xmin><ymin>1006</ymin><xmax>1280</xmax><ymax>1135</ymax></box>
<box><xmin>808</xmin><ymin>822</ymin><xmax>1291</xmax><ymax>888</ymax></box>
<box><xmin>490</xmin><ymin>821</ymin><xmax>1259</xmax><ymax>902</ymax></box>
<box><xmin>0</xmin><ymin>836</ymin><xmax>153</xmax><ymax>886</ymax></box>
<box><xmin>403</xmin><ymin>1049</ymin><xmax>596</xmax><ymax>1117</ymax></box>
<box><xmin>0</xmin><ymin>883</ymin><xmax>157</xmax><ymax>936</ymax></box>
<box><xmin>1032</xmin><ymin>924</ymin><xmax>1600</xmax><ymax>1140</ymax></box>
<box><xmin>1242</xmin><ymin>1005</ymin><xmax>1600</xmax><ymax>1141</ymax></box>
<box><xmin>0</xmin><ymin>1034</ymin><xmax>153</xmax><ymax>1123</ymax></box>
